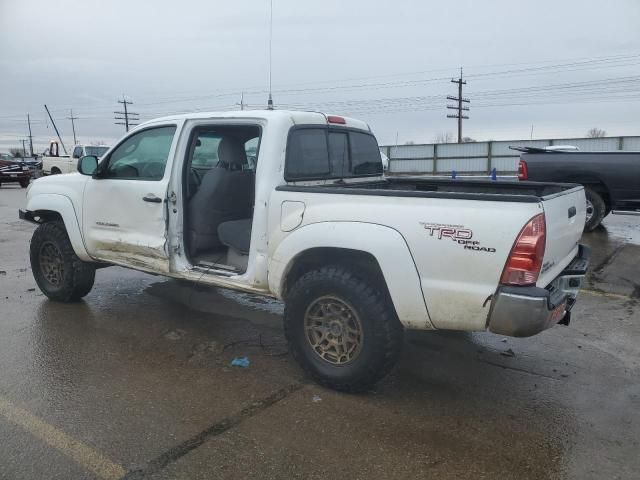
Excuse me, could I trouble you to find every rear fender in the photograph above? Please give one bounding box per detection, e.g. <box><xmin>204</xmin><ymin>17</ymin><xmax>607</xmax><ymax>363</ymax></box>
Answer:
<box><xmin>26</xmin><ymin>193</ymin><xmax>91</xmax><ymax>261</ymax></box>
<box><xmin>269</xmin><ymin>222</ymin><xmax>433</xmax><ymax>330</ymax></box>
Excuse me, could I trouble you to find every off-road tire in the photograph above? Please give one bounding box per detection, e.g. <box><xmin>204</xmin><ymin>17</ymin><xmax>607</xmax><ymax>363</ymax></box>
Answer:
<box><xmin>284</xmin><ymin>266</ymin><xmax>403</xmax><ymax>392</ymax></box>
<box><xmin>30</xmin><ymin>221</ymin><xmax>96</xmax><ymax>302</ymax></box>
<box><xmin>584</xmin><ymin>187</ymin><xmax>606</xmax><ymax>232</ymax></box>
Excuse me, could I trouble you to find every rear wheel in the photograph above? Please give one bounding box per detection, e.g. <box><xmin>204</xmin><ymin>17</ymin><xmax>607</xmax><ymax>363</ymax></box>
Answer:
<box><xmin>284</xmin><ymin>266</ymin><xmax>403</xmax><ymax>392</ymax></box>
<box><xmin>30</xmin><ymin>221</ymin><xmax>96</xmax><ymax>302</ymax></box>
<box><xmin>584</xmin><ymin>187</ymin><xmax>606</xmax><ymax>232</ymax></box>
<box><xmin>50</xmin><ymin>167</ymin><xmax>61</xmax><ymax>175</ymax></box>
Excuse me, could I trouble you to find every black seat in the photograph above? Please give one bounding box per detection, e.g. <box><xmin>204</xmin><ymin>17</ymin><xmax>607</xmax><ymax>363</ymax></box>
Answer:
<box><xmin>218</xmin><ymin>219</ymin><xmax>252</xmax><ymax>255</ymax></box>
<box><xmin>188</xmin><ymin>138</ymin><xmax>254</xmax><ymax>254</ymax></box>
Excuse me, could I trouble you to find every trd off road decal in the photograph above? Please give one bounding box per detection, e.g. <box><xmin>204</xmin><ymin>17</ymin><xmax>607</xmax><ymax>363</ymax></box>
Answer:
<box><xmin>420</xmin><ymin>222</ymin><xmax>496</xmax><ymax>253</ymax></box>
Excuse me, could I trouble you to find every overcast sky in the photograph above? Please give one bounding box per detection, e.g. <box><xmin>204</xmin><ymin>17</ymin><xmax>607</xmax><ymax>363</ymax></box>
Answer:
<box><xmin>1</xmin><ymin>0</ymin><xmax>639</xmax><ymax>152</ymax></box>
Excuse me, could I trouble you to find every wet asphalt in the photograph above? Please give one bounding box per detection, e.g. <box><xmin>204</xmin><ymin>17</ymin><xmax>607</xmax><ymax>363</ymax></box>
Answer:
<box><xmin>0</xmin><ymin>184</ymin><xmax>638</xmax><ymax>480</ymax></box>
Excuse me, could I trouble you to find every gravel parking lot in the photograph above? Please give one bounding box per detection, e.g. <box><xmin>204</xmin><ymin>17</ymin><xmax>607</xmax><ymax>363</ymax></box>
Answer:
<box><xmin>0</xmin><ymin>184</ymin><xmax>638</xmax><ymax>480</ymax></box>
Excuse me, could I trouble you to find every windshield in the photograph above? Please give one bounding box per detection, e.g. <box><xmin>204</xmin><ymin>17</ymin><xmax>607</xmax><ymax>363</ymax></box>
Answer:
<box><xmin>85</xmin><ymin>146</ymin><xmax>109</xmax><ymax>157</ymax></box>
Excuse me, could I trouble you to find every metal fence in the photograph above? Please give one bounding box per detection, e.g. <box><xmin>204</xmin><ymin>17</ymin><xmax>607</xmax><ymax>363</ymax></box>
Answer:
<box><xmin>380</xmin><ymin>136</ymin><xmax>640</xmax><ymax>175</ymax></box>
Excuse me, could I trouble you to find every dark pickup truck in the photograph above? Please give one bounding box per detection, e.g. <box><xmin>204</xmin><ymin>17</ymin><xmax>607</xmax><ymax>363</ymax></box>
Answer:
<box><xmin>513</xmin><ymin>147</ymin><xmax>640</xmax><ymax>231</ymax></box>
<box><xmin>0</xmin><ymin>154</ymin><xmax>40</xmax><ymax>188</ymax></box>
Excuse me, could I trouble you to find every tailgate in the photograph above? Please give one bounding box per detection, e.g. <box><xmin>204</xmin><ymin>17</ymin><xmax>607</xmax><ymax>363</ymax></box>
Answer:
<box><xmin>537</xmin><ymin>186</ymin><xmax>586</xmax><ymax>287</ymax></box>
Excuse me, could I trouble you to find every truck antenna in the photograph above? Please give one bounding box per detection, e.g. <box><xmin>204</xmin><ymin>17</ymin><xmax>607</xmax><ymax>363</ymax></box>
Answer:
<box><xmin>267</xmin><ymin>0</ymin><xmax>274</xmax><ymax>110</ymax></box>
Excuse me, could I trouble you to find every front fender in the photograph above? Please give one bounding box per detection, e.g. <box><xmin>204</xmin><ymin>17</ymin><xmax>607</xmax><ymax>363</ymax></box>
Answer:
<box><xmin>269</xmin><ymin>222</ymin><xmax>433</xmax><ymax>330</ymax></box>
<box><xmin>25</xmin><ymin>193</ymin><xmax>91</xmax><ymax>261</ymax></box>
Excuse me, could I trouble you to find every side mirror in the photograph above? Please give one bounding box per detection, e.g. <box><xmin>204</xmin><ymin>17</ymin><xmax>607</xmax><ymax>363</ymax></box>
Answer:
<box><xmin>78</xmin><ymin>155</ymin><xmax>98</xmax><ymax>176</ymax></box>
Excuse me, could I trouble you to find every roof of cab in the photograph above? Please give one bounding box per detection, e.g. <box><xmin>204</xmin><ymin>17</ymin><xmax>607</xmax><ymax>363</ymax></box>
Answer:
<box><xmin>139</xmin><ymin>110</ymin><xmax>371</xmax><ymax>132</ymax></box>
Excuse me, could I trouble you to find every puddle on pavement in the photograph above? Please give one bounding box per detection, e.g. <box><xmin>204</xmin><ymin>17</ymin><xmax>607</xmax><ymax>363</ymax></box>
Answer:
<box><xmin>595</xmin><ymin>213</ymin><xmax>640</xmax><ymax>246</ymax></box>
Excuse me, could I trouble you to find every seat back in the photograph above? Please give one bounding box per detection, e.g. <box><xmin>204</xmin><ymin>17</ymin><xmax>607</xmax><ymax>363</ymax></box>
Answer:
<box><xmin>188</xmin><ymin>138</ymin><xmax>254</xmax><ymax>253</ymax></box>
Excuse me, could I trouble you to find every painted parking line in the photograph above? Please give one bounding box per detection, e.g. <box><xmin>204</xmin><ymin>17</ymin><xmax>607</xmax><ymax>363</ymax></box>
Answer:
<box><xmin>0</xmin><ymin>395</ymin><xmax>125</xmax><ymax>480</ymax></box>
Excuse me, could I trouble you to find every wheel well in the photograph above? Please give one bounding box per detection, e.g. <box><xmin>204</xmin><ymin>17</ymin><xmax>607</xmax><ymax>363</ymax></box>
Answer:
<box><xmin>31</xmin><ymin>210</ymin><xmax>63</xmax><ymax>224</ymax></box>
<box><xmin>282</xmin><ymin>247</ymin><xmax>392</xmax><ymax>302</ymax></box>
<box><xmin>564</xmin><ymin>177</ymin><xmax>611</xmax><ymax>210</ymax></box>
<box><xmin>51</xmin><ymin>167</ymin><xmax>61</xmax><ymax>173</ymax></box>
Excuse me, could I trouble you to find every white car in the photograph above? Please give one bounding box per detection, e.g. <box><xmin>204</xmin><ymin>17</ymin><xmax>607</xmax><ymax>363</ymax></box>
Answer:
<box><xmin>20</xmin><ymin>110</ymin><xmax>590</xmax><ymax>391</ymax></box>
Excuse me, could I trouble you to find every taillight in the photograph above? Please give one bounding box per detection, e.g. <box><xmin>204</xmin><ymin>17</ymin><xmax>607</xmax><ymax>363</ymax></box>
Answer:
<box><xmin>501</xmin><ymin>213</ymin><xmax>546</xmax><ymax>286</ymax></box>
<box><xmin>518</xmin><ymin>159</ymin><xmax>528</xmax><ymax>181</ymax></box>
<box><xmin>327</xmin><ymin>115</ymin><xmax>346</xmax><ymax>125</ymax></box>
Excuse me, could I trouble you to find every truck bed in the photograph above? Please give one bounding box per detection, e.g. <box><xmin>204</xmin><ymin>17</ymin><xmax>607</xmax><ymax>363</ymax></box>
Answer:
<box><xmin>278</xmin><ymin>177</ymin><xmax>581</xmax><ymax>203</ymax></box>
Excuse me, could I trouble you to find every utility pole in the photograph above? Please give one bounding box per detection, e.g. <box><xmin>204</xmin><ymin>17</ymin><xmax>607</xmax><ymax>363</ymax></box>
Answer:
<box><xmin>237</xmin><ymin>92</ymin><xmax>245</xmax><ymax>111</ymax></box>
<box><xmin>114</xmin><ymin>95</ymin><xmax>139</xmax><ymax>132</ymax></box>
<box><xmin>27</xmin><ymin>114</ymin><xmax>34</xmax><ymax>157</ymax></box>
<box><xmin>21</xmin><ymin>139</ymin><xmax>27</xmax><ymax>157</ymax></box>
<box><xmin>67</xmin><ymin>109</ymin><xmax>79</xmax><ymax>145</ymax></box>
<box><xmin>447</xmin><ymin>68</ymin><xmax>470</xmax><ymax>143</ymax></box>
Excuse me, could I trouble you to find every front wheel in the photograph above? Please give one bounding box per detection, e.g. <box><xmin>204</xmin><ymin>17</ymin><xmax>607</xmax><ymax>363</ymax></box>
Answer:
<box><xmin>284</xmin><ymin>266</ymin><xmax>403</xmax><ymax>392</ymax></box>
<box><xmin>19</xmin><ymin>178</ymin><xmax>30</xmax><ymax>188</ymax></box>
<box><xmin>584</xmin><ymin>187</ymin><xmax>606</xmax><ymax>232</ymax></box>
<box><xmin>30</xmin><ymin>221</ymin><xmax>96</xmax><ymax>302</ymax></box>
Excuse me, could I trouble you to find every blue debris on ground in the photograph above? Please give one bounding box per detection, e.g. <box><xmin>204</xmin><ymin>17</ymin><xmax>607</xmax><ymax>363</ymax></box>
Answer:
<box><xmin>231</xmin><ymin>357</ymin><xmax>251</xmax><ymax>368</ymax></box>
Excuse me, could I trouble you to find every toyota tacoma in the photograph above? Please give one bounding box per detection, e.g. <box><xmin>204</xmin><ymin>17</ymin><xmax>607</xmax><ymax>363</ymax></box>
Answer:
<box><xmin>20</xmin><ymin>110</ymin><xmax>590</xmax><ymax>391</ymax></box>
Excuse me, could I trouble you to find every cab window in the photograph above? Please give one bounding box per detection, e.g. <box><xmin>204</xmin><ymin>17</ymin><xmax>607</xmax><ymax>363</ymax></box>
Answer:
<box><xmin>285</xmin><ymin>127</ymin><xmax>383</xmax><ymax>180</ymax></box>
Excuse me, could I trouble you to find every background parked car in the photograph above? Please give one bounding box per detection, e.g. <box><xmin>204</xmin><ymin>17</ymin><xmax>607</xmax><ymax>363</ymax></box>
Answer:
<box><xmin>0</xmin><ymin>153</ymin><xmax>38</xmax><ymax>188</ymax></box>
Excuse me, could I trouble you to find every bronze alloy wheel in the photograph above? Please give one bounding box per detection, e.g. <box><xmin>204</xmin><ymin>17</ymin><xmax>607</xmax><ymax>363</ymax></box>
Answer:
<box><xmin>39</xmin><ymin>241</ymin><xmax>65</xmax><ymax>287</ymax></box>
<box><xmin>303</xmin><ymin>295</ymin><xmax>364</xmax><ymax>365</ymax></box>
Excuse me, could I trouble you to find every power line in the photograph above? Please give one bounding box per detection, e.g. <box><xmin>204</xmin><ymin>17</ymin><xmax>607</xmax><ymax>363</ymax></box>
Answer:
<box><xmin>2</xmin><ymin>52</ymin><xmax>634</xmax><ymax>122</ymax></box>
<box><xmin>0</xmin><ymin>53</ymin><xmax>638</xmax><ymax>126</ymax></box>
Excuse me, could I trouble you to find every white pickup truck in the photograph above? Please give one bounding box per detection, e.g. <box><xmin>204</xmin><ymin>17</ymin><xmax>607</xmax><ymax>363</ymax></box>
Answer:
<box><xmin>20</xmin><ymin>110</ymin><xmax>590</xmax><ymax>391</ymax></box>
<box><xmin>41</xmin><ymin>142</ymin><xmax>110</xmax><ymax>175</ymax></box>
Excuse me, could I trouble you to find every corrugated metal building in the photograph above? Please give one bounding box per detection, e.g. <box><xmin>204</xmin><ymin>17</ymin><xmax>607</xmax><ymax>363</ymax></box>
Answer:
<box><xmin>381</xmin><ymin>136</ymin><xmax>640</xmax><ymax>175</ymax></box>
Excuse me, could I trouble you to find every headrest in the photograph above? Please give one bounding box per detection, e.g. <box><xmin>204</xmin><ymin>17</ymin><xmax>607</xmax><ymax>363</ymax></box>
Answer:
<box><xmin>217</xmin><ymin>138</ymin><xmax>247</xmax><ymax>166</ymax></box>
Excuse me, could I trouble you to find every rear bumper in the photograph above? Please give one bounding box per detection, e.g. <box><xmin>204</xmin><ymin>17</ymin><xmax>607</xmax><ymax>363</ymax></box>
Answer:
<box><xmin>0</xmin><ymin>172</ymin><xmax>32</xmax><ymax>181</ymax></box>
<box><xmin>487</xmin><ymin>244</ymin><xmax>590</xmax><ymax>337</ymax></box>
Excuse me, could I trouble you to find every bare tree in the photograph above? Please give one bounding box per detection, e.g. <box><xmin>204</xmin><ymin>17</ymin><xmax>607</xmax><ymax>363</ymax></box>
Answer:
<box><xmin>586</xmin><ymin>128</ymin><xmax>606</xmax><ymax>138</ymax></box>
<box><xmin>404</xmin><ymin>140</ymin><xmax>415</xmax><ymax>145</ymax></box>
<box><xmin>461</xmin><ymin>136</ymin><xmax>477</xmax><ymax>143</ymax></box>
<box><xmin>9</xmin><ymin>148</ymin><xmax>23</xmax><ymax>158</ymax></box>
<box><xmin>433</xmin><ymin>132</ymin><xmax>454</xmax><ymax>144</ymax></box>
